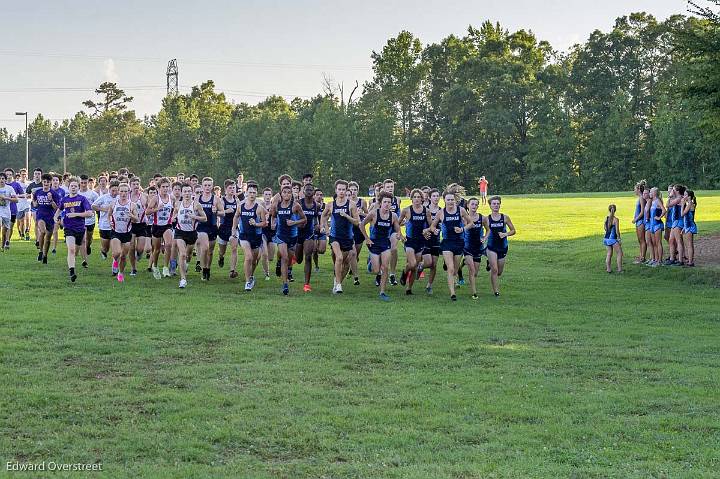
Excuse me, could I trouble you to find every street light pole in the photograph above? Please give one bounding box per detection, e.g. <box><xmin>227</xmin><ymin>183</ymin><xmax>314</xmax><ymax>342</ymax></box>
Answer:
<box><xmin>15</xmin><ymin>112</ymin><xmax>28</xmax><ymax>172</ymax></box>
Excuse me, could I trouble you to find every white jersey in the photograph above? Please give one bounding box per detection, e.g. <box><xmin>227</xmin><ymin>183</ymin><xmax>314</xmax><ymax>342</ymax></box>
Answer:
<box><xmin>131</xmin><ymin>192</ymin><xmax>146</xmax><ymax>224</ymax></box>
<box><xmin>111</xmin><ymin>199</ymin><xmax>133</xmax><ymax>233</ymax></box>
<box><xmin>153</xmin><ymin>195</ymin><xmax>173</xmax><ymax>226</ymax></box>
<box><xmin>18</xmin><ymin>181</ymin><xmax>31</xmax><ymax>210</ymax></box>
<box><xmin>176</xmin><ymin>200</ymin><xmax>196</xmax><ymax>232</ymax></box>
<box><xmin>79</xmin><ymin>189</ymin><xmax>99</xmax><ymax>225</ymax></box>
<box><xmin>0</xmin><ymin>185</ymin><xmax>16</xmax><ymax>219</ymax></box>
<box><xmin>93</xmin><ymin>193</ymin><xmax>116</xmax><ymax>230</ymax></box>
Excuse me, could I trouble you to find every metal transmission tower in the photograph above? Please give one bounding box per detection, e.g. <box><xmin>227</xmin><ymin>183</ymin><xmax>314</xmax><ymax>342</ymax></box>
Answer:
<box><xmin>166</xmin><ymin>59</ymin><xmax>178</xmax><ymax>96</ymax></box>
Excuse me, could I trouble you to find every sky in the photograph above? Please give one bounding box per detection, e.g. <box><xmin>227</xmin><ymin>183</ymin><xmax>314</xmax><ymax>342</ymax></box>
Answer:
<box><xmin>0</xmin><ymin>0</ymin><xmax>687</xmax><ymax>134</ymax></box>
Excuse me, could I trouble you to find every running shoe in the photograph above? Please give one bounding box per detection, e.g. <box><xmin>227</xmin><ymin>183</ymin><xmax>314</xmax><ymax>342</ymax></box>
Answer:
<box><xmin>130</xmin><ymin>269</ymin><xmax>137</xmax><ymax>277</ymax></box>
<box><xmin>333</xmin><ymin>283</ymin><xmax>343</xmax><ymax>294</ymax></box>
<box><xmin>37</xmin><ymin>251</ymin><xmax>43</xmax><ymax>262</ymax></box>
<box><xmin>82</xmin><ymin>261</ymin><xmax>88</xmax><ymax>269</ymax></box>
<box><xmin>229</xmin><ymin>270</ymin><xmax>238</xmax><ymax>279</ymax></box>
<box><xmin>35</xmin><ymin>240</ymin><xmax>39</xmax><ymax>248</ymax></box>
<box><xmin>100</xmin><ymin>251</ymin><xmax>107</xmax><ymax>260</ymax></box>
<box><xmin>112</xmin><ymin>260</ymin><xmax>119</xmax><ymax>275</ymax></box>
<box><xmin>179</xmin><ymin>279</ymin><xmax>187</xmax><ymax>288</ymax></box>
<box><xmin>303</xmin><ymin>283</ymin><xmax>312</xmax><ymax>292</ymax></box>
<box><xmin>42</xmin><ymin>255</ymin><xmax>48</xmax><ymax>264</ymax></box>
<box><xmin>218</xmin><ymin>256</ymin><xmax>224</xmax><ymax>268</ymax></box>
<box><xmin>162</xmin><ymin>266</ymin><xmax>171</xmax><ymax>277</ymax></box>
<box><xmin>353</xmin><ymin>277</ymin><xmax>360</xmax><ymax>286</ymax></box>
<box><xmin>152</xmin><ymin>266</ymin><xmax>161</xmax><ymax>280</ymax></box>
<box><xmin>471</xmin><ymin>294</ymin><xmax>478</xmax><ymax>301</ymax></box>
<box><xmin>117</xmin><ymin>273</ymin><xmax>125</xmax><ymax>283</ymax></box>
<box><xmin>249</xmin><ymin>276</ymin><xmax>256</xmax><ymax>290</ymax></box>
<box><xmin>375</xmin><ymin>274</ymin><xmax>381</xmax><ymax>287</ymax></box>
<box><xmin>426</xmin><ymin>285</ymin><xmax>433</xmax><ymax>295</ymax></box>
<box><xmin>288</xmin><ymin>269</ymin><xmax>294</xmax><ymax>282</ymax></box>
<box><xmin>314</xmin><ymin>266</ymin><xmax>320</xmax><ymax>273</ymax></box>
<box><xmin>450</xmin><ymin>294</ymin><xmax>457</xmax><ymax>301</ymax></box>
<box><xmin>282</xmin><ymin>283</ymin><xmax>289</xmax><ymax>295</ymax></box>
<box><xmin>70</xmin><ymin>271</ymin><xmax>77</xmax><ymax>283</ymax></box>
<box><xmin>195</xmin><ymin>261</ymin><xmax>202</xmax><ymax>273</ymax></box>
<box><xmin>405</xmin><ymin>289</ymin><xmax>413</xmax><ymax>295</ymax></box>
<box><xmin>457</xmin><ymin>279</ymin><xmax>465</xmax><ymax>286</ymax></box>
<box><xmin>494</xmin><ymin>292</ymin><xmax>500</xmax><ymax>297</ymax></box>
<box><xmin>25</xmin><ymin>234</ymin><xmax>30</xmax><ymax>241</ymax></box>
<box><xmin>389</xmin><ymin>274</ymin><xmax>398</xmax><ymax>286</ymax></box>
<box><xmin>379</xmin><ymin>292</ymin><xmax>390</xmax><ymax>301</ymax></box>
<box><xmin>265</xmin><ymin>273</ymin><xmax>270</xmax><ymax>281</ymax></box>
<box><xmin>399</xmin><ymin>272</ymin><xmax>407</xmax><ymax>286</ymax></box>
<box><xmin>245</xmin><ymin>281</ymin><xmax>252</xmax><ymax>292</ymax></box>
<box><xmin>51</xmin><ymin>248</ymin><xmax>56</xmax><ymax>255</ymax></box>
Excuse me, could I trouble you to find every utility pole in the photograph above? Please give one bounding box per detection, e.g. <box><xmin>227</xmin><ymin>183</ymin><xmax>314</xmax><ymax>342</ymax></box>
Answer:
<box><xmin>63</xmin><ymin>136</ymin><xmax>67</xmax><ymax>174</ymax></box>
<box><xmin>166</xmin><ymin>59</ymin><xmax>178</xmax><ymax>97</ymax></box>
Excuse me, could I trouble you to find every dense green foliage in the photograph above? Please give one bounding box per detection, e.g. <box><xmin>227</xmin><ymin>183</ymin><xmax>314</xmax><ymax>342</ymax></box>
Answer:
<box><xmin>2</xmin><ymin>193</ymin><xmax>719</xmax><ymax>478</ymax></box>
<box><xmin>2</xmin><ymin>10</ymin><xmax>720</xmax><ymax>193</ymax></box>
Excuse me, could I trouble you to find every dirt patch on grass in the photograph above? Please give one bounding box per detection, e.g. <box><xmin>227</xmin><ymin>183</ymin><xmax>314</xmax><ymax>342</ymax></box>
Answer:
<box><xmin>695</xmin><ymin>233</ymin><xmax>720</xmax><ymax>267</ymax></box>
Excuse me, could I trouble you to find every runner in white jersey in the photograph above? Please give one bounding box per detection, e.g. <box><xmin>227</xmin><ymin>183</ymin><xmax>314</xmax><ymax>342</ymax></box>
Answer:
<box><xmin>92</xmin><ymin>180</ymin><xmax>119</xmax><ymax>260</ymax></box>
<box><xmin>168</xmin><ymin>181</ymin><xmax>183</xmax><ymax>275</ymax></box>
<box><xmin>100</xmin><ymin>183</ymin><xmax>138</xmax><ymax>283</ymax></box>
<box><xmin>16</xmin><ymin>168</ymin><xmax>31</xmax><ymax>241</ymax></box>
<box><xmin>128</xmin><ymin>177</ymin><xmax>148</xmax><ymax>276</ymax></box>
<box><xmin>145</xmin><ymin>177</ymin><xmax>174</xmax><ymax>279</ymax></box>
<box><xmin>78</xmin><ymin>175</ymin><xmax>99</xmax><ymax>269</ymax></box>
<box><xmin>173</xmin><ymin>184</ymin><xmax>206</xmax><ymax>288</ymax></box>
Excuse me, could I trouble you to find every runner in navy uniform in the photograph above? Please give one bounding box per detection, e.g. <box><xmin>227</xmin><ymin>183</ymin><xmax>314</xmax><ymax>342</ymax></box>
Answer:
<box><xmin>261</xmin><ymin>187</ymin><xmax>274</xmax><ymax>280</ymax></box>
<box><xmin>398</xmin><ymin>189</ymin><xmax>432</xmax><ymax>295</ymax></box>
<box><xmin>430</xmin><ymin>191</ymin><xmax>473</xmax><ymax>301</ymax></box>
<box><xmin>463</xmin><ymin>198</ymin><xmax>487</xmax><ymax>300</ymax></box>
<box><xmin>270</xmin><ymin>185</ymin><xmax>306</xmax><ymax>295</ymax></box>
<box><xmin>348</xmin><ymin>181</ymin><xmax>367</xmax><ymax>286</ymax></box>
<box><xmin>320</xmin><ymin>180</ymin><xmax>360</xmax><ymax>294</ymax></box>
<box><xmin>382</xmin><ymin>179</ymin><xmax>401</xmax><ymax>285</ymax></box>
<box><xmin>312</xmin><ymin>188</ymin><xmax>327</xmax><ymax>272</ymax></box>
<box><xmin>362</xmin><ymin>191</ymin><xmax>404</xmax><ymax>301</ymax></box>
<box><xmin>295</xmin><ymin>183</ymin><xmax>320</xmax><ymax>292</ymax></box>
<box><xmin>217</xmin><ymin>180</ymin><xmax>240</xmax><ymax>278</ymax></box>
<box><xmin>196</xmin><ymin>177</ymin><xmax>224</xmax><ymax>281</ymax></box>
<box><xmin>424</xmin><ymin>189</ymin><xmax>441</xmax><ymax>294</ymax></box>
<box><xmin>482</xmin><ymin>196</ymin><xmax>516</xmax><ymax>297</ymax></box>
<box><xmin>232</xmin><ymin>182</ymin><xmax>268</xmax><ymax>291</ymax></box>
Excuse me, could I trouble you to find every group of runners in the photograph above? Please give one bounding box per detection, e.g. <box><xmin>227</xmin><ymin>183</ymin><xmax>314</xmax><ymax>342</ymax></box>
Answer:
<box><xmin>602</xmin><ymin>180</ymin><xmax>699</xmax><ymax>273</ymax></box>
<box><xmin>0</xmin><ymin>167</ymin><xmax>514</xmax><ymax>300</ymax></box>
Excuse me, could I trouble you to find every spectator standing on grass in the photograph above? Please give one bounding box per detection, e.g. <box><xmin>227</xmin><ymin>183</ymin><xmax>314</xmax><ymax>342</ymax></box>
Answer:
<box><xmin>603</xmin><ymin>204</ymin><xmax>623</xmax><ymax>273</ymax></box>
<box><xmin>478</xmin><ymin>176</ymin><xmax>489</xmax><ymax>205</ymax></box>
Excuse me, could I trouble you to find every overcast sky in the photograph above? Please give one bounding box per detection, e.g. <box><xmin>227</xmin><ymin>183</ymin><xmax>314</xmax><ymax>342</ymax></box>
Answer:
<box><xmin>0</xmin><ymin>0</ymin><xmax>688</xmax><ymax>134</ymax></box>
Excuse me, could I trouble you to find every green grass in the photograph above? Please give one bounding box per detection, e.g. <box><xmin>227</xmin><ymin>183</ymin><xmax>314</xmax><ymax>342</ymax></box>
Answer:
<box><xmin>1</xmin><ymin>193</ymin><xmax>719</xmax><ymax>478</ymax></box>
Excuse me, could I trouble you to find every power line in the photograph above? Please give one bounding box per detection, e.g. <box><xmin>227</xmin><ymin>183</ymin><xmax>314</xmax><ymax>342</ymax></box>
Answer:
<box><xmin>0</xmin><ymin>50</ymin><xmax>370</xmax><ymax>70</ymax></box>
<box><xmin>0</xmin><ymin>85</ymin><xmax>165</xmax><ymax>93</ymax></box>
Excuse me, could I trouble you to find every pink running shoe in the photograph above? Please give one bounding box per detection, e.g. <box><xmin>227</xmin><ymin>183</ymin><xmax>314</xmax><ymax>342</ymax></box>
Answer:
<box><xmin>117</xmin><ymin>272</ymin><xmax>124</xmax><ymax>283</ymax></box>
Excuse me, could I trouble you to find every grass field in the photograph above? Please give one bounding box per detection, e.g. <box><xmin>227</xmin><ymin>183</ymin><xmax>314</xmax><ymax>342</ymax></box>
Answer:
<box><xmin>1</xmin><ymin>192</ymin><xmax>719</xmax><ymax>478</ymax></box>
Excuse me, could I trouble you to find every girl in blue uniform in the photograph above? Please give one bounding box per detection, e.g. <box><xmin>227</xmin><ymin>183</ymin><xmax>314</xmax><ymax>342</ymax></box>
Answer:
<box><xmin>232</xmin><ymin>182</ymin><xmax>268</xmax><ymax>291</ymax></box>
<box><xmin>295</xmin><ymin>183</ymin><xmax>320</xmax><ymax>292</ymax></box>
<box><xmin>632</xmin><ymin>180</ymin><xmax>647</xmax><ymax>264</ymax></box>
<box><xmin>271</xmin><ymin>185</ymin><xmax>306</xmax><ymax>295</ymax></box>
<box><xmin>320</xmin><ymin>180</ymin><xmax>360</xmax><ymax>294</ymax></box>
<box><xmin>603</xmin><ymin>204</ymin><xmax>623</xmax><ymax>273</ymax></box>
<box><xmin>463</xmin><ymin>198</ymin><xmax>486</xmax><ymax>300</ymax></box>
<box><xmin>482</xmin><ymin>196</ymin><xmax>516</xmax><ymax>297</ymax></box>
<box><xmin>642</xmin><ymin>189</ymin><xmax>653</xmax><ymax>264</ymax></box>
<box><xmin>431</xmin><ymin>191</ymin><xmax>473</xmax><ymax>301</ymax></box>
<box><xmin>669</xmin><ymin>184</ymin><xmax>686</xmax><ymax>266</ymax></box>
<box><xmin>648</xmin><ymin>187</ymin><xmax>666</xmax><ymax>267</ymax></box>
<box><xmin>682</xmin><ymin>190</ymin><xmax>697</xmax><ymax>267</ymax></box>
<box><xmin>399</xmin><ymin>189</ymin><xmax>432</xmax><ymax>295</ymax></box>
<box><xmin>362</xmin><ymin>191</ymin><xmax>404</xmax><ymax>301</ymax></box>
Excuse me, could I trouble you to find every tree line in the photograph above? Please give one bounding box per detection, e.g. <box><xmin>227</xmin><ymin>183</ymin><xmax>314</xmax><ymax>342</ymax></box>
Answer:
<box><xmin>1</xmin><ymin>9</ymin><xmax>719</xmax><ymax>194</ymax></box>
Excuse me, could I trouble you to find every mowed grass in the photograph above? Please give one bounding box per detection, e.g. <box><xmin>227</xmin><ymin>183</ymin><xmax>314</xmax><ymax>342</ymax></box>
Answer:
<box><xmin>1</xmin><ymin>192</ymin><xmax>719</xmax><ymax>478</ymax></box>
